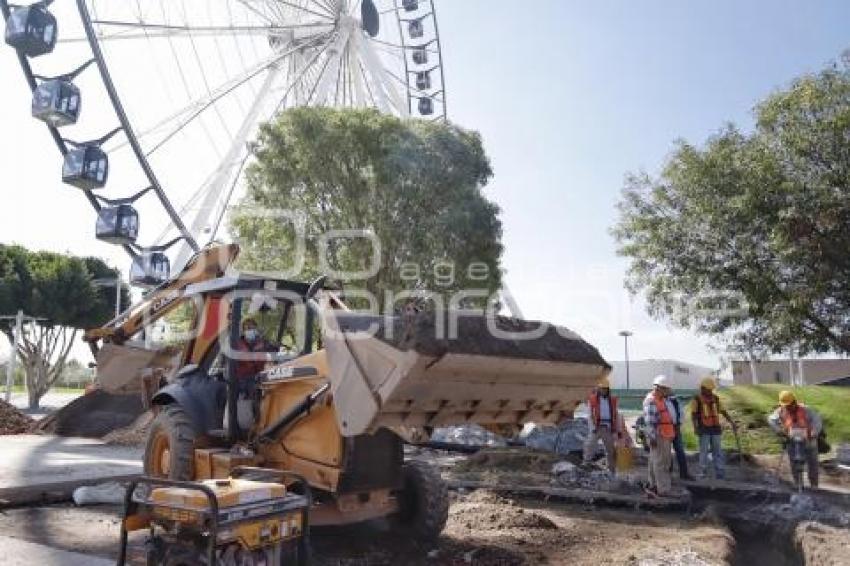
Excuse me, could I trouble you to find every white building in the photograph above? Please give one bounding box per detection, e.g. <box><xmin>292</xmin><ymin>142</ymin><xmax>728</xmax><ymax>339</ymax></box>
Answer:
<box><xmin>724</xmin><ymin>358</ymin><xmax>850</xmax><ymax>386</ymax></box>
<box><xmin>608</xmin><ymin>359</ymin><xmax>717</xmax><ymax>390</ymax></box>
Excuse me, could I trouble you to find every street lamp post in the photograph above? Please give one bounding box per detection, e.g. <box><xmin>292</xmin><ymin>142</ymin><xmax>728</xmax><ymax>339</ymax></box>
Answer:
<box><xmin>92</xmin><ymin>277</ymin><xmax>124</xmax><ymax>318</ymax></box>
<box><xmin>619</xmin><ymin>330</ymin><xmax>633</xmax><ymax>390</ymax></box>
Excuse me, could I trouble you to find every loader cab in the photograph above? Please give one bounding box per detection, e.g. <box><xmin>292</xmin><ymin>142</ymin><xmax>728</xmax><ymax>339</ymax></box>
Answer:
<box><xmin>146</xmin><ymin>273</ymin><xmax>326</xmax><ymax>463</ymax></box>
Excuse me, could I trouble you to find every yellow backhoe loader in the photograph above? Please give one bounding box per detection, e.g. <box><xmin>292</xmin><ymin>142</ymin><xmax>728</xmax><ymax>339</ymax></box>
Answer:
<box><xmin>85</xmin><ymin>244</ymin><xmax>610</xmax><ymax>540</ymax></box>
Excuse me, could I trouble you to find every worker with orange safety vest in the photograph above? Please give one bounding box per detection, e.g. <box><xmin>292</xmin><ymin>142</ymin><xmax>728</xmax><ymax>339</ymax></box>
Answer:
<box><xmin>768</xmin><ymin>391</ymin><xmax>823</xmax><ymax>488</ymax></box>
<box><xmin>643</xmin><ymin>375</ymin><xmax>677</xmax><ymax>497</ymax></box>
<box><xmin>583</xmin><ymin>375</ymin><xmax>621</xmax><ymax>473</ymax></box>
<box><xmin>689</xmin><ymin>377</ymin><xmax>736</xmax><ymax>480</ymax></box>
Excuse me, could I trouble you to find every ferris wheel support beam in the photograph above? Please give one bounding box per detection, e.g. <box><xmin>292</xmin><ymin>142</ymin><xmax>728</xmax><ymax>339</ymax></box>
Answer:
<box><xmin>173</xmin><ymin>63</ymin><xmax>283</xmax><ymax>272</ymax></box>
<box><xmin>311</xmin><ymin>27</ymin><xmax>353</xmax><ymax>106</ymax></box>
<box><xmin>356</xmin><ymin>30</ymin><xmax>407</xmax><ymax>115</ymax></box>
<box><xmin>77</xmin><ymin>0</ymin><xmax>200</xmax><ymax>253</ymax></box>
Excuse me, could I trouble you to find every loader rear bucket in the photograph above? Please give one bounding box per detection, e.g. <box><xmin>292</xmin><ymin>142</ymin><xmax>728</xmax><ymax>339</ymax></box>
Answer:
<box><xmin>322</xmin><ymin>310</ymin><xmax>611</xmax><ymax>437</ymax></box>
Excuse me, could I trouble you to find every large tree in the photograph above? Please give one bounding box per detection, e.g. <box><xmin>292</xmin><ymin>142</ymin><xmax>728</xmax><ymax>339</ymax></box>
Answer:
<box><xmin>231</xmin><ymin>107</ymin><xmax>503</xmax><ymax>310</ymax></box>
<box><xmin>614</xmin><ymin>52</ymin><xmax>850</xmax><ymax>356</ymax></box>
<box><xmin>0</xmin><ymin>245</ymin><xmax>127</xmax><ymax>408</ymax></box>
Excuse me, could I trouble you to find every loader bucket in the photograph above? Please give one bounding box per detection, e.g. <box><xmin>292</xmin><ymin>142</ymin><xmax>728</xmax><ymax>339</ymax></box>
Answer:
<box><xmin>95</xmin><ymin>342</ymin><xmax>183</xmax><ymax>397</ymax></box>
<box><xmin>322</xmin><ymin>310</ymin><xmax>611</xmax><ymax>437</ymax></box>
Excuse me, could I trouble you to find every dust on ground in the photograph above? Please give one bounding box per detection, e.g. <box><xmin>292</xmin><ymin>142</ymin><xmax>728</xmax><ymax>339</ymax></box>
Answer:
<box><xmin>0</xmin><ymin>399</ymin><xmax>34</xmax><ymax>435</ymax></box>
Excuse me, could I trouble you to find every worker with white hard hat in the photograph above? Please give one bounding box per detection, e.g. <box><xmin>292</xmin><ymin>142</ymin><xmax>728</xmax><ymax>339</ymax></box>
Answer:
<box><xmin>584</xmin><ymin>374</ymin><xmax>621</xmax><ymax>473</ymax></box>
<box><xmin>642</xmin><ymin>374</ymin><xmax>676</xmax><ymax>497</ymax></box>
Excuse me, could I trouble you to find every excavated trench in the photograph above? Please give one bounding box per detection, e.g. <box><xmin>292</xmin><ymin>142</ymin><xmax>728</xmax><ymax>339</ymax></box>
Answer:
<box><xmin>725</xmin><ymin>516</ymin><xmax>803</xmax><ymax>566</ymax></box>
<box><xmin>684</xmin><ymin>486</ymin><xmax>807</xmax><ymax>566</ymax></box>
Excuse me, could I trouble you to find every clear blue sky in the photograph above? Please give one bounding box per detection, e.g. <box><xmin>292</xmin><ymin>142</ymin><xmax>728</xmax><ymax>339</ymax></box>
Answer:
<box><xmin>0</xmin><ymin>1</ymin><xmax>848</xmax><ymax>367</ymax></box>
<box><xmin>432</xmin><ymin>0</ymin><xmax>850</xmax><ymax>366</ymax></box>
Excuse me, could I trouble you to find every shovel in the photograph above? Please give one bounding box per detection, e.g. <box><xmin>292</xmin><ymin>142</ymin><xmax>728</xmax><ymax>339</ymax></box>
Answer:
<box><xmin>732</xmin><ymin>425</ymin><xmax>744</xmax><ymax>467</ymax></box>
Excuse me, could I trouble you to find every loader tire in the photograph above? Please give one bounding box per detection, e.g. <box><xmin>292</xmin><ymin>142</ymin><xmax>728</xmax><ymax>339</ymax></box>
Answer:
<box><xmin>392</xmin><ymin>460</ymin><xmax>449</xmax><ymax>542</ymax></box>
<box><xmin>144</xmin><ymin>404</ymin><xmax>195</xmax><ymax>480</ymax></box>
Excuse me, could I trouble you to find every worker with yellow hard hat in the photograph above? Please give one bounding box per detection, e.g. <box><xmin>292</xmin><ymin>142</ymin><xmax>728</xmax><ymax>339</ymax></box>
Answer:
<box><xmin>688</xmin><ymin>377</ymin><xmax>736</xmax><ymax>480</ymax></box>
<box><xmin>583</xmin><ymin>374</ymin><xmax>621</xmax><ymax>474</ymax></box>
<box><xmin>768</xmin><ymin>391</ymin><xmax>823</xmax><ymax>488</ymax></box>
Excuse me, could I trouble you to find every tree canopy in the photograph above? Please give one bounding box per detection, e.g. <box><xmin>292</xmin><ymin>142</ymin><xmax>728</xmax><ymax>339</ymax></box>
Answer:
<box><xmin>613</xmin><ymin>52</ymin><xmax>850</xmax><ymax>356</ymax></box>
<box><xmin>231</xmin><ymin>107</ymin><xmax>503</xmax><ymax>310</ymax></box>
<box><xmin>0</xmin><ymin>244</ymin><xmax>128</xmax><ymax>407</ymax></box>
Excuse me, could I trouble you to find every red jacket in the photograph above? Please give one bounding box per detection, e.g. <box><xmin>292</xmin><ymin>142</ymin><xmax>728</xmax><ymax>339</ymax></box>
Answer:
<box><xmin>235</xmin><ymin>338</ymin><xmax>271</xmax><ymax>379</ymax></box>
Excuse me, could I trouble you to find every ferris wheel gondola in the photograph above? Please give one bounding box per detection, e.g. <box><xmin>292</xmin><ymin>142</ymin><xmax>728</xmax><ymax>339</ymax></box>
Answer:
<box><xmin>2</xmin><ymin>0</ymin><xmax>447</xmax><ymax>287</ymax></box>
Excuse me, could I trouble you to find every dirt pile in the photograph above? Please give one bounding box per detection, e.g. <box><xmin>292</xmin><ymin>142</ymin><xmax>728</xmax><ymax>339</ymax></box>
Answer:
<box><xmin>796</xmin><ymin>521</ymin><xmax>850</xmax><ymax>565</ymax></box>
<box><xmin>455</xmin><ymin>448</ymin><xmax>562</xmax><ymax>475</ymax></box>
<box><xmin>37</xmin><ymin>389</ymin><xmax>144</xmax><ymax>438</ymax></box>
<box><xmin>450</xmin><ymin>447</ymin><xmax>563</xmax><ymax>486</ymax></box>
<box><xmin>0</xmin><ymin>399</ymin><xmax>34</xmax><ymax>434</ymax></box>
<box><xmin>102</xmin><ymin>411</ymin><xmax>153</xmax><ymax>446</ymax></box>
<box><xmin>333</xmin><ymin>310</ymin><xmax>611</xmax><ymax>366</ymax></box>
<box><xmin>452</xmin><ymin>490</ymin><xmax>557</xmax><ymax>531</ymax></box>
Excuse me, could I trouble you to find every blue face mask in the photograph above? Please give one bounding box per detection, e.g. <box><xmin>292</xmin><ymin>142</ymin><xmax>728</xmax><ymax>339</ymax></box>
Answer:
<box><xmin>244</xmin><ymin>329</ymin><xmax>259</xmax><ymax>342</ymax></box>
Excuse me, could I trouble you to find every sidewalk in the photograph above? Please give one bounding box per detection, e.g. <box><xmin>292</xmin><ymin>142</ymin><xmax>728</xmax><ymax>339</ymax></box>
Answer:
<box><xmin>0</xmin><ymin>535</ymin><xmax>113</xmax><ymax>566</ymax></box>
<box><xmin>0</xmin><ymin>434</ymin><xmax>142</xmax><ymax>506</ymax></box>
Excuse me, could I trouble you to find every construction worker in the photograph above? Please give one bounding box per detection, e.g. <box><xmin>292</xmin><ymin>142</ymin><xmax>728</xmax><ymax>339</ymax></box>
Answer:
<box><xmin>768</xmin><ymin>391</ymin><xmax>823</xmax><ymax>488</ymax></box>
<box><xmin>643</xmin><ymin>375</ymin><xmax>677</xmax><ymax>497</ymax></box>
<box><xmin>584</xmin><ymin>375</ymin><xmax>620</xmax><ymax>473</ymax></box>
<box><xmin>689</xmin><ymin>377</ymin><xmax>736</xmax><ymax>480</ymax></box>
<box><xmin>669</xmin><ymin>393</ymin><xmax>694</xmax><ymax>481</ymax></box>
<box><xmin>231</xmin><ymin>318</ymin><xmax>276</xmax><ymax>432</ymax></box>
<box><xmin>235</xmin><ymin>317</ymin><xmax>275</xmax><ymax>380</ymax></box>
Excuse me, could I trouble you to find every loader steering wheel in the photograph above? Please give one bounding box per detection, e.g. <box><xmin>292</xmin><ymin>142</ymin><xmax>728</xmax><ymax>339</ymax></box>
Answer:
<box><xmin>306</xmin><ymin>275</ymin><xmax>328</xmax><ymax>301</ymax></box>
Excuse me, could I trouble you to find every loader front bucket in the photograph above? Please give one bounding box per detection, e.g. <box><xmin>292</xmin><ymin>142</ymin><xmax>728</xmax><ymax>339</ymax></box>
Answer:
<box><xmin>322</xmin><ymin>310</ymin><xmax>611</xmax><ymax>438</ymax></box>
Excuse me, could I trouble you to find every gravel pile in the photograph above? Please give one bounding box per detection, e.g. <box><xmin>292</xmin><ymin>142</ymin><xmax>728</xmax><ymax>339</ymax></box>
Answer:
<box><xmin>0</xmin><ymin>399</ymin><xmax>34</xmax><ymax>435</ymax></box>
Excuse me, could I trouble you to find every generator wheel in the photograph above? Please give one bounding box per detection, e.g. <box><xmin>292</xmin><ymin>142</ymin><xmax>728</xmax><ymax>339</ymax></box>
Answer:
<box><xmin>144</xmin><ymin>404</ymin><xmax>195</xmax><ymax>480</ymax></box>
<box><xmin>392</xmin><ymin>460</ymin><xmax>449</xmax><ymax>542</ymax></box>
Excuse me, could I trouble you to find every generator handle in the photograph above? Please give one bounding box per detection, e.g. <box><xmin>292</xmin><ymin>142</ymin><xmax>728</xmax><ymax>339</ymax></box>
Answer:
<box><xmin>117</xmin><ymin>477</ymin><xmax>220</xmax><ymax>566</ymax></box>
<box><xmin>230</xmin><ymin>466</ymin><xmax>313</xmax><ymax>565</ymax></box>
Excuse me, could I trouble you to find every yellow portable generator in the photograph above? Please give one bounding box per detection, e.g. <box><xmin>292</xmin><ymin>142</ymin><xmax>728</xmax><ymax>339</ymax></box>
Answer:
<box><xmin>118</xmin><ymin>467</ymin><xmax>311</xmax><ymax>565</ymax></box>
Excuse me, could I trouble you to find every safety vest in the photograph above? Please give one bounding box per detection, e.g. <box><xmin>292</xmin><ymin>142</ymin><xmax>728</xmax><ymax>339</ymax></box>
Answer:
<box><xmin>651</xmin><ymin>394</ymin><xmax>676</xmax><ymax>440</ymax></box>
<box><xmin>781</xmin><ymin>404</ymin><xmax>812</xmax><ymax>439</ymax></box>
<box><xmin>694</xmin><ymin>393</ymin><xmax>721</xmax><ymax>429</ymax></box>
<box><xmin>589</xmin><ymin>392</ymin><xmax>619</xmax><ymax>431</ymax></box>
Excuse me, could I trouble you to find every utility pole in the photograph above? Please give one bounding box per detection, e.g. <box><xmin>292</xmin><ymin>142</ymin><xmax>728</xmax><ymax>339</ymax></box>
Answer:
<box><xmin>789</xmin><ymin>348</ymin><xmax>796</xmax><ymax>386</ymax></box>
<box><xmin>92</xmin><ymin>276</ymin><xmax>124</xmax><ymax>318</ymax></box>
<box><xmin>619</xmin><ymin>330</ymin><xmax>633</xmax><ymax>390</ymax></box>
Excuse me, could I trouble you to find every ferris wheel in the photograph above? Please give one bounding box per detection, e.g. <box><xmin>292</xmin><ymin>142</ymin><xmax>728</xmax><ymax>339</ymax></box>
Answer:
<box><xmin>2</xmin><ymin>0</ymin><xmax>447</xmax><ymax>287</ymax></box>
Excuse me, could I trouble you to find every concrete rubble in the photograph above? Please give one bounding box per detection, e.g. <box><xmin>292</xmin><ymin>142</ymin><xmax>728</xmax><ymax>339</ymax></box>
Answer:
<box><xmin>520</xmin><ymin>417</ymin><xmax>597</xmax><ymax>455</ymax></box>
<box><xmin>431</xmin><ymin>425</ymin><xmax>507</xmax><ymax>447</ymax></box>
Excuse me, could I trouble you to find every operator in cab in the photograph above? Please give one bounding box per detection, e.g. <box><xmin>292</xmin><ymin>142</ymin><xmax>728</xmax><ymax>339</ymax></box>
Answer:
<box><xmin>235</xmin><ymin>318</ymin><xmax>276</xmax><ymax>380</ymax></box>
<box><xmin>229</xmin><ymin>318</ymin><xmax>277</xmax><ymax>433</ymax></box>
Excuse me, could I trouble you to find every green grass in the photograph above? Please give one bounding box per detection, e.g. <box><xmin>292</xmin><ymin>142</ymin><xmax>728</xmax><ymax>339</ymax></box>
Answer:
<box><xmin>614</xmin><ymin>389</ymin><xmax>697</xmax><ymax>411</ymax></box>
<box><xmin>7</xmin><ymin>385</ymin><xmax>86</xmax><ymax>394</ymax></box>
<box><xmin>678</xmin><ymin>385</ymin><xmax>850</xmax><ymax>454</ymax></box>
